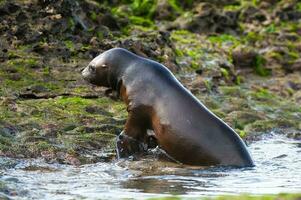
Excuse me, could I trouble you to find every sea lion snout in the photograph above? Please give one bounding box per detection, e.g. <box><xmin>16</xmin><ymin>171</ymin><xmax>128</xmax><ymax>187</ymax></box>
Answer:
<box><xmin>81</xmin><ymin>55</ymin><xmax>111</xmax><ymax>87</ymax></box>
<box><xmin>81</xmin><ymin>65</ymin><xmax>94</xmax><ymax>81</ymax></box>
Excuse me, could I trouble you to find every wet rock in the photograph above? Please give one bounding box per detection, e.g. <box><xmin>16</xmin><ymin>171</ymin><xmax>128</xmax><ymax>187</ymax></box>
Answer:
<box><xmin>177</xmin><ymin>0</ymin><xmax>239</xmax><ymax>9</ymax></box>
<box><xmin>273</xmin><ymin>154</ymin><xmax>288</xmax><ymax>159</ymax></box>
<box><xmin>225</xmin><ymin>111</ymin><xmax>265</xmax><ymax>130</ymax></box>
<box><xmin>293</xmin><ymin>91</ymin><xmax>301</xmax><ymax>103</ymax></box>
<box><xmin>275</xmin><ymin>1</ymin><xmax>301</xmax><ymax>21</ymax></box>
<box><xmin>15</xmin><ymin>10</ymin><xmax>28</xmax><ymax>22</ymax></box>
<box><xmin>258</xmin><ymin>0</ymin><xmax>275</xmax><ymax>9</ymax></box>
<box><xmin>17</xmin><ymin>123</ymin><xmax>40</xmax><ymax>133</ymax></box>
<box><xmin>41</xmin><ymin>150</ymin><xmax>56</xmax><ymax>162</ymax></box>
<box><xmin>85</xmin><ymin>106</ymin><xmax>111</xmax><ymax>116</ymax></box>
<box><xmin>98</xmin><ymin>13</ymin><xmax>120</xmax><ymax>31</ymax></box>
<box><xmin>290</xmin><ymin>59</ymin><xmax>301</xmax><ymax>71</ymax></box>
<box><xmin>0</xmin><ymin>2</ymin><xmax>20</xmax><ymax>16</ymax></box>
<box><xmin>120</xmin><ymin>38</ymin><xmax>152</xmax><ymax>58</ymax></box>
<box><xmin>116</xmin><ymin>31</ymin><xmax>179</xmax><ymax>72</ymax></box>
<box><xmin>154</xmin><ymin>0</ymin><xmax>181</xmax><ymax>20</ymax></box>
<box><xmin>32</xmin><ymin>42</ymin><xmax>50</xmax><ymax>54</ymax></box>
<box><xmin>0</xmin><ymin>157</ymin><xmax>18</xmax><ymax>169</ymax></box>
<box><xmin>188</xmin><ymin>76</ymin><xmax>209</xmax><ymax>93</ymax></box>
<box><xmin>65</xmin><ymin>154</ymin><xmax>81</xmax><ymax>166</ymax></box>
<box><xmin>25</xmin><ymin>85</ymin><xmax>49</xmax><ymax>94</ymax></box>
<box><xmin>287</xmin><ymin>131</ymin><xmax>301</xmax><ymax>140</ymax></box>
<box><xmin>63</xmin><ymin>124</ymin><xmax>77</xmax><ymax>132</ymax></box>
<box><xmin>84</xmin><ymin>150</ymin><xmax>116</xmax><ymax>163</ymax></box>
<box><xmin>8</xmin><ymin>73</ymin><xmax>21</xmax><ymax>81</ymax></box>
<box><xmin>232</xmin><ymin>46</ymin><xmax>260</xmax><ymax>69</ymax></box>
<box><xmin>171</xmin><ymin>3</ymin><xmax>240</xmax><ymax>34</ymax></box>
<box><xmin>40</xmin><ymin>16</ymin><xmax>69</xmax><ymax>35</ymax></box>
<box><xmin>287</xmin><ymin>80</ymin><xmax>301</xmax><ymax>91</ymax></box>
<box><xmin>0</xmin><ymin>181</ymin><xmax>12</xmax><ymax>199</ymax></box>
<box><xmin>0</xmin><ymin>125</ymin><xmax>17</xmax><ymax>137</ymax></box>
<box><xmin>83</xmin><ymin>124</ymin><xmax>121</xmax><ymax>134</ymax></box>
<box><xmin>240</xmin><ymin>6</ymin><xmax>267</xmax><ymax>23</ymax></box>
<box><xmin>277</xmin><ymin>32</ymin><xmax>300</xmax><ymax>42</ymax></box>
<box><xmin>4</xmin><ymin>67</ymin><xmax>18</xmax><ymax>73</ymax></box>
<box><xmin>55</xmin><ymin>152</ymin><xmax>81</xmax><ymax>165</ymax></box>
<box><xmin>40</xmin><ymin>124</ymin><xmax>59</xmax><ymax>137</ymax></box>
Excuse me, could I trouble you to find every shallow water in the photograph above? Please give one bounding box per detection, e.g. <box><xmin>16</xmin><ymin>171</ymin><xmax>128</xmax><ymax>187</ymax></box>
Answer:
<box><xmin>1</xmin><ymin>133</ymin><xmax>301</xmax><ymax>200</ymax></box>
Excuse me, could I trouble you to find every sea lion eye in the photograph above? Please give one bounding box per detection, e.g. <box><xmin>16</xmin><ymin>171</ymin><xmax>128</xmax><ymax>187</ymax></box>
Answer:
<box><xmin>101</xmin><ymin>64</ymin><xmax>107</xmax><ymax>68</ymax></box>
<box><xmin>89</xmin><ymin>65</ymin><xmax>96</xmax><ymax>72</ymax></box>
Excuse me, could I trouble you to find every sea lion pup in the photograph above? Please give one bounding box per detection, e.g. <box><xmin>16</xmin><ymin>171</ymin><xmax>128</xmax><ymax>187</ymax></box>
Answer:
<box><xmin>82</xmin><ymin>48</ymin><xmax>254</xmax><ymax>167</ymax></box>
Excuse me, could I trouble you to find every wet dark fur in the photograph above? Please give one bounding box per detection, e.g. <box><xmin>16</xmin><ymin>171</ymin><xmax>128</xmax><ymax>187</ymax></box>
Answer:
<box><xmin>82</xmin><ymin>48</ymin><xmax>254</xmax><ymax>167</ymax></box>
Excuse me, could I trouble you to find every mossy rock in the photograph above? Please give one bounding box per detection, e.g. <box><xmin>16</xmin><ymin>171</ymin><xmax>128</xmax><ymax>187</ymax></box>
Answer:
<box><xmin>225</xmin><ymin>110</ymin><xmax>265</xmax><ymax>130</ymax></box>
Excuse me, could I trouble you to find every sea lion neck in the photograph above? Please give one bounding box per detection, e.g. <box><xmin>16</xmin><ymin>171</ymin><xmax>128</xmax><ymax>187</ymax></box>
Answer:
<box><xmin>107</xmin><ymin>48</ymin><xmax>137</xmax><ymax>91</ymax></box>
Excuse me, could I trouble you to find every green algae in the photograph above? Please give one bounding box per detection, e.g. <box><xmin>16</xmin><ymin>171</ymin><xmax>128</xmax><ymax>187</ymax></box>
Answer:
<box><xmin>243</xmin><ymin>31</ymin><xmax>264</xmax><ymax>43</ymax></box>
<box><xmin>130</xmin><ymin>0</ymin><xmax>157</xmax><ymax>18</ymax></box>
<box><xmin>167</xmin><ymin>0</ymin><xmax>183</xmax><ymax>14</ymax></box>
<box><xmin>220</xmin><ymin>68</ymin><xmax>230</xmax><ymax>80</ymax></box>
<box><xmin>254</xmin><ymin>55</ymin><xmax>270</xmax><ymax>76</ymax></box>
<box><xmin>0</xmin><ymin>96</ymin><xmax>126</xmax><ymax>159</ymax></box>
<box><xmin>219</xmin><ymin>86</ymin><xmax>246</xmax><ymax>98</ymax></box>
<box><xmin>90</xmin><ymin>11</ymin><xmax>98</xmax><ymax>21</ymax></box>
<box><xmin>297</xmin><ymin>2</ymin><xmax>301</xmax><ymax>11</ymax></box>
<box><xmin>223</xmin><ymin>4</ymin><xmax>241</xmax><ymax>11</ymax></box>
<box><xmin>128</xmin><ymin>16</ymin><xmax>154</xmax><ymax>27</ymax></box>
<box><xmin>264</xmin><ymin>24</ymin><xmax>277</xmax><ymax>33</ymax></box>
<box><xmin>214</xmin><ymin>83</ymin><xmax>301</xmax><ymax>134</ymax></box>
<box><xmin>64</xmin><ymin>40</ymin><xmax>75</xmax><ymax>52</ymax></box>
<box><xmin>170</xmin><ymin>30</ymin><xmax>198</xmax><ymax>44</ymax></box>
<box><xmin>67</xmin><ymin>17</ymin><xmax>75</xmax><ymax>30</ymax></box>
<box><xmin>170</xmin><ymin>30</ymin><xmax>210</xmax><ymax>72</ymax></box>
<box><xmin>208</xmin><ymin>34</ymin><xmax>241</xmax><ymax>48</ymax></box>
<box><xmin>0</xmin><ymin>135</ymin><xmax>12</xmax><ymax>152</ymax></box>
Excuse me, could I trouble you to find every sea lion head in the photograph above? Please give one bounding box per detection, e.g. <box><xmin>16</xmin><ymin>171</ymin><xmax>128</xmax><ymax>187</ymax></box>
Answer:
<box><xmin>82</xmin><ymin>48</ymin><xmax>133</xmax><ymax>89</ymax></box>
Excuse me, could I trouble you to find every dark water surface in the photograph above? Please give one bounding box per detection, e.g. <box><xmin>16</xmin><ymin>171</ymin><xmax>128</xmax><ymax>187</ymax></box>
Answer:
<box><xmin>0</xmin><ymin>133</ymin><xmax>300</xmax><ymax>199</ymax></box>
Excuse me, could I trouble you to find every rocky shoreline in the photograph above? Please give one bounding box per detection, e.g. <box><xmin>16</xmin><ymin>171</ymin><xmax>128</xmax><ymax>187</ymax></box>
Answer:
<box><xmin>0</xmin><ymin>0</ymin><xmax>300</xmax><ymax>164</ymax></box>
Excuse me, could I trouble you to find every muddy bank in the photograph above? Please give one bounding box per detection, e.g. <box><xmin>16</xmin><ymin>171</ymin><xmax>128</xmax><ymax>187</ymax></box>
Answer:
<box><xmin>0</xmin><ymin>0</ymin><xmax>300</xmax><ymax>164</ymax></box>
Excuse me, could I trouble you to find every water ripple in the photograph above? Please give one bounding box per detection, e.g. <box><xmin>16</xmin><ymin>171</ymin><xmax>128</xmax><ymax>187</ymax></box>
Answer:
<box><xmin>0</xmin><ymin>134</ymin><xmax>300</xmax><ymax>199</ymax></box>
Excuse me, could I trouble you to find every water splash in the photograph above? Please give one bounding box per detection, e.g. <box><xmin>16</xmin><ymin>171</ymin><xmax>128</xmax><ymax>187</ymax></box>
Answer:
<box><xmin>0</xmin><ymin>134</ymin><xmax>300</xmax><ymax>199</ymax></box>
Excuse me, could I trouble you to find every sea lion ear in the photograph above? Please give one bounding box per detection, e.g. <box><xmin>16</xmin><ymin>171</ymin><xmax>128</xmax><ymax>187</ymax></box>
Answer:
<box><xmin>101</xmin><ymin>64</ymin><xmax>107</xmax><ymax>68</ymax></box>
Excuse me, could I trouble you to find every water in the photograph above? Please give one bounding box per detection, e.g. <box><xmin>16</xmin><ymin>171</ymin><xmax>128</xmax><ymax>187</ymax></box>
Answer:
<box><xmin>0</xmin><ymin>134</ymin><xmax>301</xmax><ymax>199</ymax></box>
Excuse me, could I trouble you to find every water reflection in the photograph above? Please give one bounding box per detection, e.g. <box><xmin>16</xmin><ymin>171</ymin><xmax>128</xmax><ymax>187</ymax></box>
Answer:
<box><xmin>0</xmin><ymin>134</ymin><xmax>301</xmax><ymax>199</ymax></box>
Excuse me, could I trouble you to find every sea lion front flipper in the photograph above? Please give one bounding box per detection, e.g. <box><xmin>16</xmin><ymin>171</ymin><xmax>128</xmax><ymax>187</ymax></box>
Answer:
<box><xmin>116</xmin><ymin>131</ymin><xmax>147</xmax><ymax>159</ymax></box>
<box><xmin>116</xmin><ymin>107</ymin><xmax>152</xmax><ymax>159</ymax></box>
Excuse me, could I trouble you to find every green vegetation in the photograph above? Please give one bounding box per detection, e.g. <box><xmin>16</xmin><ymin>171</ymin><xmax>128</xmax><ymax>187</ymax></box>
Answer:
<box><xmin>167</xmin><ymin>0</ymin><xmax>182</xmax><ymax>13</ymax></box>
<box><xmin>254</xmin><ymin>55</ymin><xmax>270</xmax><ymax>76</ymax></box>
<box><xmin>297</xmin><ymin>2</ymin><xmax>301</xmax><ymax>11</ymax></box>
<box><xmin>0</xmin><ymin>96</ymin><xmax>126</xmax><ymax>161</ymax></box>
<box><xmin>129</xmin><ymin>16</ymin><xmax>154</xmax><ymax>27</ymax></box>
<box><xmin>244</xmin><ymin>31</ymin><xmax>264</xmax><ymax>43</ymax></box>
<box><xmin>208</xmin><ymin>34</ymin><xmax>241</xmax><ymax>48</ymax></box>
<box><xmin>264</xmin><ymin>24</ymin><xmax>277</xmax><ymax>33</ymax></box>
<box><xmin>64</xmin><ymin>40</ymin><xmax>75</xmax><ymax>52</ymax></box>
<box><xmin>130</xmin><ymin>0</ymin><xmax>157</xmax><ymax>18</ymax></box>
